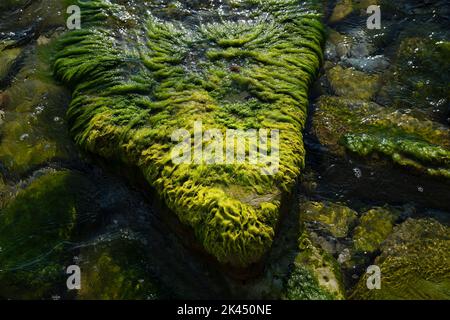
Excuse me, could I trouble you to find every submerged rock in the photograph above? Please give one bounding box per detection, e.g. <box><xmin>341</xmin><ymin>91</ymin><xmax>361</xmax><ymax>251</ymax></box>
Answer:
<box><xmin>284</xmin><ymin>231</ymin><xmax>345</xmax><ymax>300</ymax></box>
<box><xmin>0</xmin><ymin>170</ymin><xmax>94</xmax><ymax>299</ymax></box>
<box><xmin>313</xmin><ymin>96</ymin><xmax>450</xmax><ymax>178</ymax></box>
<box><xmin>377</xmin><ymin>38</ymin><xmax>450</xmax><ymax>121</ymax></box>
<box><xmin>351</xmin><ymin>218</ymin><xmax>450</xmax><ymax>300</ymax></box>
<box><xmin>0</xmin><ymin>47</ymin><xmax>22</xmax><ymax>83</ymax></box>
<box><xmin>329</xmin><ymin>0</ymin><xmax>354</xmax><ymax>24</ymax></box>
<box><xmin>53</xmin><ymin>0</ymin><xmax>325</xmax><ymax>267</ymax></box>
<box><xmin>78</xmin><ymin>238</ymin><xmax>162</xmax><ymax>300</ymax></box>
<box><xmin>0</xmin><ymin>38</ymin><xmax>74</xmax><ymax>175</ymax></box>
<box><xmin>326</xmin><ymin>65</ymin><xmax>380</xmax><ymax>101</ymax></box>
<box><xmin>300</xmin><ymin>201</ymin><xmax>358</xmax><ymax>239</ymax></box>
<box><xmin>352</xmin><ymin>207</ymin><xmax>400</xmax><ymax>253</ymax></box>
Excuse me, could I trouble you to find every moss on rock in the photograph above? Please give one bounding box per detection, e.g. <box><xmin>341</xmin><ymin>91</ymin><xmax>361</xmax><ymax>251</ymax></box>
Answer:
<box><xmin>377</xmin><ymin>37</ymin><xmax>450</xmax><ymax>116</ymax></box>
<box><xmin>285</xmin><ymin>231</ymin><xmax>345</xmax><ymax>300</ymax></box>
<box><xmin>78</xmin><ymin>239</ymin><xmax>162</xmax><ymax>300</ymax></box>
<box><xmin>0</xmin><ymin>38</ymin><xmax>74</xmax><ymax>175</ymax></box>
<box><xmin>353</xmin><ymin>207</ymin><xmax>399</xmax><ymax>253</ymax></box>
<box><xmin>313</xmin><ymin>96</ymin><xmax>450</xmax><ymax>178</ymax></box>
<box><xmin>351</xmin><ymin>218</ymin><xmax>450</xmax><ymax>300</ymax></box>
<box><xmin>53</xmin><ymin>0</ymin><xmax>325</xmax><ymax>267</ymax></box>
<box><xmin>0</xmin><ymin>170</ymin><xmax>93</xmax><ymax>299</ymax></box>
<box><xmin>0</xmin><ymin>47</ymin><xmax>21</xmax><ymax>81</ymax></box>
<box><xmin>326</xmin><ymin>65</ymin><xmax>380</xmax><ymax>101</ymax></box>
<box><xmin>300</xmin><ymin>201</ymin><xmax>358</xmax><ymax>238</ymax></box>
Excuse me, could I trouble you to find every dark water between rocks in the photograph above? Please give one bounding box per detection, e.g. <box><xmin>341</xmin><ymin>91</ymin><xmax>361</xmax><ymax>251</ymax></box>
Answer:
<box><xmin>0</xmin><ymin>0</ymin><xmax>449</xmax><ymax>300</ymax></box>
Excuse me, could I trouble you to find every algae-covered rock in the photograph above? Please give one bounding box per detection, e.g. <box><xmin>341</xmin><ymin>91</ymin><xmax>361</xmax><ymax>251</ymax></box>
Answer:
<box><xmin>329</xmin><ymin>0</ymin><xmax>354</xmax><ymax>24</ymax></box>
<box><xmin>284</xmin><ymin>231</ymin><xmax>345</xmax><ymax>300</ymax></box>
<box><xmin>0</xmin><ymin>39</ymin><xmax>74</xmax><ymax>175</ymax></box>
<box><xmin>0</xmin><ymin>47</ymin><xmax>21</xmax><ymax>82</ymax></box>
<box><xmin>353</xmin><ymin>207</ymin><xmax>400</xmax><ymax>253</ymax></box>
<box><xmin>301</xmin><ymin>201</ymin><xmax>358</xmax><ymax>239</ymax></box>
<box><xmin>377</xmin><ymin>38</ymin><xmax>450</xmax><ymax>120</ymax></box>
<box><xmin>326</xmin><ymin>65</ymin><xmax>380</xmax><ymax>101</ymax></box>
<box><xmin>78</xmin><ymin>239</ymin><xmax>162</xmax><ymax>300</ymax></box>
<box><xmin>351</xmin><ymin>218</ymin><xmax>450</xmax><ymax>300</ymax></box>
<box><xmin>53</xmin><ymin>0</ymin><xmax>325</xmax><ymax>267</ymax></box>
<box><xmin>313</xmin><ymin>96</ymin><xmax>450</xmax><ymax>178</ymax></box>
<box><xmin>0</xmin><ymin>170</ymin><xmax>93</xmax><ymax>299</ymax></box>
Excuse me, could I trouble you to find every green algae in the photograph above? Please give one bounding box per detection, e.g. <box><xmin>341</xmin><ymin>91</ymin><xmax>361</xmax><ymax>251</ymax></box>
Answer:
<box><xmin>285</xmin><ymin>231</ymin><xmax>345</xmax><ymax>300</ymax></box>
<box><xmin>378</xmin><ymin>37</ymin><xmax>450</xmax><ymax>116</ymax></box>
<box><xmin>0</xmin><ymin>37</ymin><xmax>75</xmax><ymax>175</ymax></box>
<box><xmin>53</xmin><ymin>0</ymin><xmax>325</xmax><ymax>267</ymax></box>
<box><xmin>313</xmin><ymin>96</ymin><xmax>450</xmax><ymax>178</ymax></box>
<box><xmin>78</xmin><ymin>239</ymin><xmax>162</xmax><ymax>300</ymax></box>
<box><xmin>352</xmin><ymin>207</ymin><xmax>399</xmax><ymax>253</ymax></box>
<box><xmin>351</xmin><ymin>218</ymin><xmax>450</xmax><ymax>300</ymax></box>
<box><xmin>326</xmin><ymin>65</ymin><xmax>380</xmax><ymax>101</ymax></box>
<box><xmin>300</xmin><ymin>201</ymin><xmax>358</xmax><ymax>238</ymax></box>
<box><xmin>0</xmin><ymin>170</ymin><xmax>93</xmax><ymax>299</ymax></box>
<box><xmin>0</xmin><ymin>47</ymin><xmax>21</xmax><ymax>81</ymax></box>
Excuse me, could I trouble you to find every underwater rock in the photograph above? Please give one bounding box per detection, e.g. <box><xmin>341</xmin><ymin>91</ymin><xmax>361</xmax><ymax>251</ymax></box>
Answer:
<box><xmin>329</xmin><ymin>0</ymin><xmax>354</xmax><ymax>24</ymax></box>
<box><xmin>0</xmin><ymin>170</ymin><xmax>94</xmax><ymax>299</ymax></box>
<box><xmin>53</xmin><ymin>0</ymin><xmax>325</xmax><ymax>267</ymax></box>
<box><xmin>284</xmin><ymin>231</ymin><xmax>345</xmax><ymax>300</ymax></box>
<box><xmin>313</xmin><ymin>96</ymin><xmax>450</xmax><ymax>178</ymax></box>
<box><xmin>0</xmin><ymin>39</ymin><xmax>74</xmax><ymax>175</ymax></box>
<box><xmin>300</xmin><ymin>201</ymin><xmax>358</xmax><ymax>239</ymax></box>
<box><xmin>352</xmin><ymin>207</ymin><xmax>400</xmax><ymax>253</ymax></box>
<box><xmin>351</xmin><ymin>218</ymin><xmax>450</xmax><ymax>300</ymax></box>
<box><xmin>0</xmin><ymin>47</ymin><xmax>22</xmax><ymax>83</ymax></box>
<box><xmin>342</xmin><ymin>55</ymin><xmax>390</xmax><ymax>73</ymax></box>
<box><xmin>326</xmin><ymin>65</ymin><xmax>380</xmax><ymax>101</ymax></box>
<box><xmin>377</xmin><ymin>37</ymin><xmax>450</xmax><ymax>122</ymax></box>
<box><xmin>78</xmin><ymin>238</ymin><xmax>162</xmax><ymax>300</ymax></box>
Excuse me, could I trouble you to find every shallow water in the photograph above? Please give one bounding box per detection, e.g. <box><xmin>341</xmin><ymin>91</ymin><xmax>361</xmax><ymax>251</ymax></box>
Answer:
<box><xmin>0</xmin><ymin>0</ymin><xmax>449</xmax><ymax>299</ymax></box>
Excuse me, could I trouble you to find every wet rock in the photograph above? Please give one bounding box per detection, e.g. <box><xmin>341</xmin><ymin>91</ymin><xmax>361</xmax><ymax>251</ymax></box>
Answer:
<box><xmin>0</xmin><ymin>47</ymin><xmax>22</xmax><ymax>82</ymax></box>
<box><xmin>53</xmin><ymin>0</ymin><xmax>325</xmax><ymax>267</ymax></box>
<box><xmin>342</xmin><ymin>55</ymin><xmax>390</xmax><ymax>73</ymax></box>
<box><xmin>352</xmin><ymin>207</ymin><xmax>400</xmax><ymax>253</ymax></box>
<box><xmin>0</xmin><ymin>41</ymin><xmax>74</xmax><ymax>175</ymax></box>
<box><xmin>284</xmin><ymin>231</ymin><xmax>345</xmax><ymax>300</ymax></box>
<box><xmin>313</xmin><ymin>96</ymin><xmax>450</xmax><ymax>178</ymax></box>
<box><xmin>0</xmin><ymin>170</ymin><xmax>95</xmax><ymax>299</ymax></box>
<box><xmin>326</xmin><ymin>65</ymin><xmax>380</xmax><ymax>101</ymax></box>
<box><xmin>78</xmin><ymin>238</ymin><xmax>162</xmax><ymax>300</ymax></box>
<box><xmin>351</xmin><ymin>218</ymin><xmax>450</xmax><ymax>300</ymax></box>
<box><xmin>327</xmin><ymin>30</ymin><xmax>353</xmax><ymax>59</ymax></box>
<box><xmin>329</xmin><ymin>0</ymin><xmax>354</xmax><ymax>24</ymax></box>
<box><xmin>301</xmin><ymin>201</ymin><xmax>358</xmax><ymax>239</ymax></box>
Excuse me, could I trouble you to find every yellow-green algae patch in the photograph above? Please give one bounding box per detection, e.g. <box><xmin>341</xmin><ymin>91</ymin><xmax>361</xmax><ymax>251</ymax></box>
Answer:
<box><xmin>53</xmin><ymin>0</ymin><xmax>325</xmax><ymax>267</ymax></box>
<box><xmin>351</xmin><ymin>218</ymin><xmax>450</xmax><ymax>300</ymax></box>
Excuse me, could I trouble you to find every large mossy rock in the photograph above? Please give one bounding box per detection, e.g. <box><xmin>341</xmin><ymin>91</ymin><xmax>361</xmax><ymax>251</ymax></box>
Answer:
<box><xmin>0</xmin><ymin>170</ymin><xmax>94</xmax><ymax>299</ymax></box>
<box><xmin>53</xmin><ymin>0</ymin><xmax>325</xmax><ymax>267</ymax></box>
<box><xmin>351</xmin><ymin>218</ymin><xmax>450</xmax><ymax>300</ymax></box>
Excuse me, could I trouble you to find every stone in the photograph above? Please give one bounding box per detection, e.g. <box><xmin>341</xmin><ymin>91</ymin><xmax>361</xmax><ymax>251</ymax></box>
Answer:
<box><xmin>52</xmin><ymin>0</ymin><xmax>325</xmax><ymax>267</ymax></box>
<box><xmin>326</xmin><ymin>65</ymin><xmax>380</xmax><ymax>101</ymax></box>
<box><xmin>351</xmin><ymin>218</ymin><xmax>450</xmax><ymax>300</ymax></box>
<box><xmin>352</xmin><ymin>207</ymin><xmax>400</xmax><ymax>253</ymax></box>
